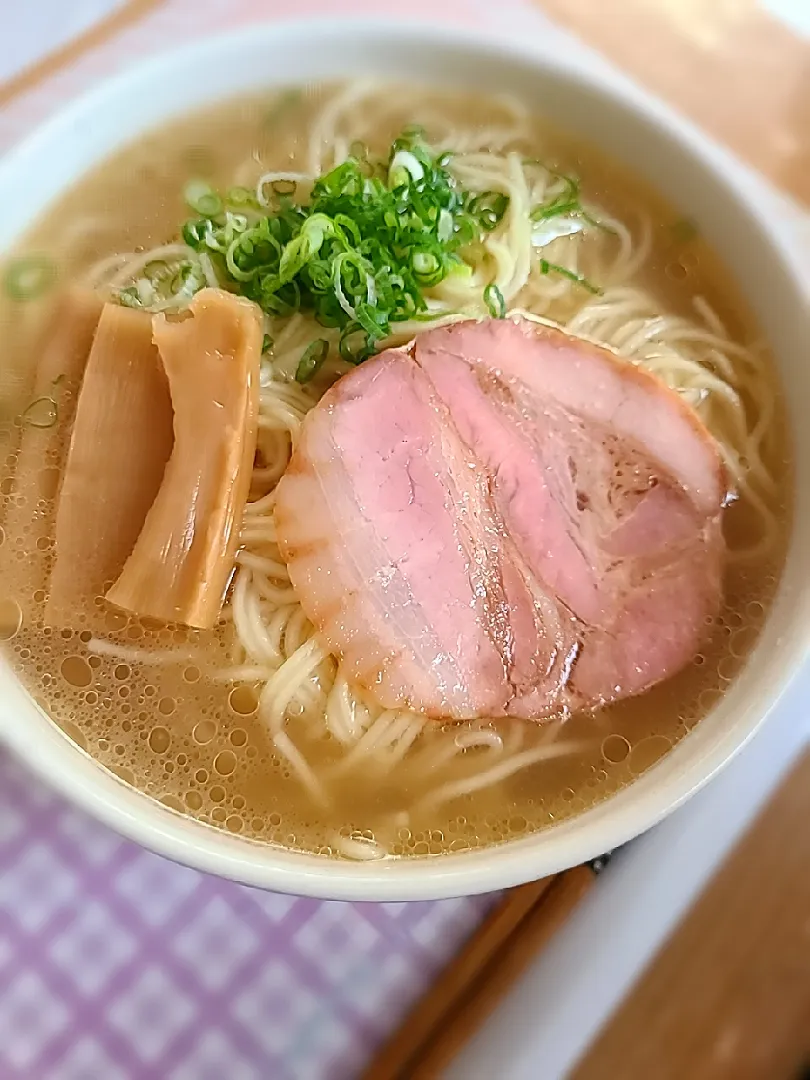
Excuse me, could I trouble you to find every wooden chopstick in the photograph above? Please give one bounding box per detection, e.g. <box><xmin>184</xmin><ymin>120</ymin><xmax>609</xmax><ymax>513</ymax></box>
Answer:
<box><xmin>364</xmin><ymin>864</ymin><xmax>596</xmax><ymax>1080</ymax></box>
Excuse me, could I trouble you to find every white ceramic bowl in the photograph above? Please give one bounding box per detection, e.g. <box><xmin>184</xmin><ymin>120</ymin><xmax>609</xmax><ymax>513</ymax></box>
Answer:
<box><xmin>0</xmin><ymin>20</ymin><xmax>807</xmax><ymax>901</ymax></box>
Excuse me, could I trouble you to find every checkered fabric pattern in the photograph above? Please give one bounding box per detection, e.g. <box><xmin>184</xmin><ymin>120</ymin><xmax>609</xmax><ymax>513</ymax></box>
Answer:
<box><xmin>0</xmin><ymin>751</ymin><xmax>496</xmax><ymax>1079</ymax></box>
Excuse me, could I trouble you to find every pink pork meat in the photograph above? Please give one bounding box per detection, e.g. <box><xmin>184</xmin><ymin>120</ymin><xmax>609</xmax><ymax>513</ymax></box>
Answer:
<box><xmin>274</xmin><ymin>317</ymin><xmax>726</xmax><ymax>720</ymax></box>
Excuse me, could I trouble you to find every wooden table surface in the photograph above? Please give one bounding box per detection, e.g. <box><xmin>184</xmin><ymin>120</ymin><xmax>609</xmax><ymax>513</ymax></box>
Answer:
<box><xmin>532</xmin><ymin>0</ymin><xmax>809</xmax><ymax>206</ymax></box>
<box><xmin>571</xmin><ymin>748</ymin><xmax>810</xmax><ymax>1080</ymax></box>
<box><xmin>533</xmin><ymin>5</ymin><xmax>810</xmax><ymax>1077</ymax></box>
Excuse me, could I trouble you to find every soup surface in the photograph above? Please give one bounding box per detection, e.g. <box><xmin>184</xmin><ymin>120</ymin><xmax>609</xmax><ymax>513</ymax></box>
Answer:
<box><xmin>0</xmin><ymin>83</ymin><xmax>791</xmax><ymax>859</ymax></box>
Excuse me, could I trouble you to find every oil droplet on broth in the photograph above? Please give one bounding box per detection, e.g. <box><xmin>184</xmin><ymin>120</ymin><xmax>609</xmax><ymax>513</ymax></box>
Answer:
<box><xmin>627</xmin><ymin>735</ymin><xmax>672</xmax><ymax>776</ymax></box>
<box><xmin>160</xmin><ymin>794</ymin><xmax>184</xmax><ymax>812</ymax></box>
<box><xmin>0</xmin><ymin>598</ymin><xmax>22</xmax><ymax>641</ymax></box>
<box><xmin>601</xmin><ymin>734</ymin><xmax>631</xmax><ymax>764</ymax></box>
<box><xmin>60</xmin><ymin>654</ymin><xmax>92</xmax><ymax>687</ymax></box>
<box><xmin>185</xmin><ymin>790</ymin><xmax>203</xmax><ymax>810</ymax></box>
<box><xmin>148</xmin><ymin>726</ymin><xmax>171</xmax><ymax>754</ymax></box>
<box><xmin>193</xmin><ymin>719</ymin><xmax>217</xmax><ymax>744</ymax></box>
<box><xmin>228</xmin><ymin>685</ymin><xmax>258</xmax><ymax>715</ymax></box>
<box><xmin>214</xmin><ymin>750</ymin><xmax>236</xmax><ymax>776</ymax></box>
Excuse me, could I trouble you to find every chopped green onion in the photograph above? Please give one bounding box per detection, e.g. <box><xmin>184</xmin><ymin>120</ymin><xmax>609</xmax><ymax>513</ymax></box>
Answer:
<box><xmin>184</xmin><ymin>179</ymin><xmax>223</xmax><ymax>217</ymax></box>
<box><xmin>118</xmin><ymin>286</ymin><xmax>143</xmax><ymax>309</ymax></box>
<box><xmin>226</xmin><ymin>186</ymin><xmax>257</xmax><ymax>208</ymax></box>
<box><xmin>580</xmin><ymin>210</ymin><xmax>616</xmax><ymax>234</ymax></box>
<box><xmin>538</xmin><ymin>259</ymin><xmax>601</xmax><ymax>295</ymax></box>
<box><xmin>144</xmin><ymin>260</ymin><xmax>169</xmax><ymax>282</ymax></box>
<box><xmin>531</xmin><ymin>199</ymin><xmax>579</xmax><ymax>222</ymax></box>
<box><xmin>4</xmin><ymin>255</ymin><xmax>56</xmax><ymax>301</ymax></box>
<box><xmin>295</xmin><ymin>339</ymin><xmax>329</xmax><ymax>383</ymax></box>
<box><xmin>389</xmin><ymin>150</ymin><xmax>425</xmax><ymax>188</ymax></box>
<box><xmin>262</xmin><ymin>334</ymin><xmax>274</xmax><ymax>353</ymax></box>
<box><xmin>169</xmin><ymin>129</ymin><xmax>603</xmax><ymax>367</ymax></box>
<box><xmin>470</xmin><ymin>191</ymin><xmax>510</xmax><ymax>231</ymax></box>
<box><xmin>484</xmin><ymin>283</ymin><xmax>506</xmax><ymax>318</ymax></box>
<box><xmin>21</xmin><ymin>395</ymin><xmax>58</xmax><ymax>429</ymax></box>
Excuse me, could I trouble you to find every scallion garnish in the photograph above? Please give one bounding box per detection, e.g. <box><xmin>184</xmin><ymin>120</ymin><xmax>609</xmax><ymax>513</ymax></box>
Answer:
<box><xmin>262</xmin><ymin>334</ymin><xmax>274</xmax><ymax>354</ymax></box>
<box><xmin>484</xmin><ymin>283</ymin><xmax>506</xmax><ymax>319</ymax></box>
<box><xmin>538</xmin><ymin>259</ymin><xmax>601</xmax><ymax>295</ymax></box>
<box><xmin>470</xmin><ymin>191</ymin><xmax>510</xmax><ymax>231</ymax></box>
<box><xmin>118</xmin><ymin>286</ymin><xmax>143</xmax><ymax>309</ymax></box>
<box><xmin>177</xmin><ymin>129</ymin><xmax>509</xmax><ymax>359</ymax></box>
<box><xmin>184</xmin><ymin>179</ymin><xmax>223</xmax><ymax>217</ymax></box>
<box><xmin>529</xmin><ymin>170</ymin><xmax>614</xmax><ymax>236</ymax></box>
<box><xmin>4</xmin><ymin>255</ymin><xmax>56</xmax><ymax>301</ymax></box>
<box><xmin>226</xmin><ymin>186</ymin><xmax>257</xmax><ymax>208</ymax></box>
<box><xmin>295</xmin><ymin>338</ymin><xmax>330</xmax><ymax>383</ymax></box>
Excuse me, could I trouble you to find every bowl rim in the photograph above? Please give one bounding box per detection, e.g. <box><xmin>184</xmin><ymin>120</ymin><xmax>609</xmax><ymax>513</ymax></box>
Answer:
<box><xmin>0</xmin><ymin>16</ymin><xmax>807</xmax><ymax>900</ymax></box>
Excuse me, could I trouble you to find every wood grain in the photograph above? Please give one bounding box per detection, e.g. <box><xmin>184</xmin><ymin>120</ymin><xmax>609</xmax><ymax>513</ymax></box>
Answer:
<box><xmin>362</xmin><ymin>877</ymin><xmax>555</xmax><ymax>1080</ymax></box>
<box><xmin>0</xmin><ymin>0</ymin><xmax>165</xmax><ymax>109</ymax></box>
<box><xmin>407</xmin><ymin>867</ymin><xmax>595</xmax><ymax>1079</ymax></box>
<box><xmin>571</xmin><ymin>748</ymin><xmax>810</xmax><ymax>1080</ymax></box>
<box><xmin>531</xmin><ymin>0</ymin><xmax>810</xmax><ymax>205</ymax></box>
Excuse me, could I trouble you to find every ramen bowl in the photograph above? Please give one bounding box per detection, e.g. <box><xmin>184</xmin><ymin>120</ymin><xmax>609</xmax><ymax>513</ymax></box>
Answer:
<box><xmin>0</xmin><ymin>20</ymin><xmax>807</xmax><ymax>900</ymax></box>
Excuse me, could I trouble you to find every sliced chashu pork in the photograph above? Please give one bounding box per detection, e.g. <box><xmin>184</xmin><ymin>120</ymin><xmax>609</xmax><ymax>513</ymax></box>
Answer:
<box><xmin>274</xmin><ymin>317</ymin><xmax>726</xmax><ymax>720</ymax></box>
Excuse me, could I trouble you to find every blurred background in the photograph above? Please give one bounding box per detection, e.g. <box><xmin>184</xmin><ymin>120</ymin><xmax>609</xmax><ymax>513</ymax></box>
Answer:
<box><xmin>0</xmin><ymin>3</ymin><xmax>807</xmax><ymax>1079</ymax></box>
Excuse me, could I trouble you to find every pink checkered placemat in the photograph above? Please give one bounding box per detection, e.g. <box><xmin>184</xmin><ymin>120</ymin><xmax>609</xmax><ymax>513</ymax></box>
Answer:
<box><xmin>0</xmin><ymin>752</ymin><xmax>497</xmax><ymax>1078</ymax></box>
<box><xmin>0</xmin><ymin>2</ymin><xmax>550</xmax><ymax>1077</ymax></box>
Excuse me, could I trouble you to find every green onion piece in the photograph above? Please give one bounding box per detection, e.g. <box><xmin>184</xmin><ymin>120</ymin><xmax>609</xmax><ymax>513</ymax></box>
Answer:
<box><xmin>471</xmin><ymin>191</ymin><xmax>510</xmax><ymax>231</ymax></box>
<box><xmin>4</xmin><ymin>255</ymin><xmax>56</xmax><ymax>301</ymax></box>
<box><xmin>143</xmin><ymin>260</ymin><xmax>169</xmax><ymax>282</ymax></box>
<box><xmin>339</xmin><ymin>323</ymin><xmax>373</xmax><ymax>364</ymax></box>
<box><xmin>262</xmin><ymin>334</ymin><xmax>274</xmax><ymax>354</ymax></box>
<box><xmin>484</xmin><ymin>283</ymin><xmax>506</xmax><ymax>318</ymax></box>
<box><xmin>295</xmin><ymin>339</ymin><xmax>329</xmax><ymax>383</ymax></box>
<box><xmin>389</xmin><ymin>150</ymin><xmax>425</xmax><ymax>189</ymax></box>
<box><xmin>165</xmin><ymin>128</ymin><xmax>544</xmax><ymax>364</ymax></box>
<box><xmin>226</xmin><ymin>186</ymin><xmax>257</xmax><ymax>208</ymax></box>
<box><xmin>184</xmin><ymin>179</ymin><xmax>223</xmax><ymax>217</ymax></box>
<box><xmin>531</xmin><ymin>199</ymin><xmax>580</xmax><ymax>223</ymax></box>
<box><xmin>21</xmin><ymin>395</ymin><xmax>58</xmax><ymax>428</ymax></box>
<box><xmin>538</xmin><ymin>259</ymin><xmax>601</xmax><ymax>295</ymax></box>
<box><xmin>118</xmin><ymin>286</ymin><xmax>143</xmax><ymax>309</ymax></box>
